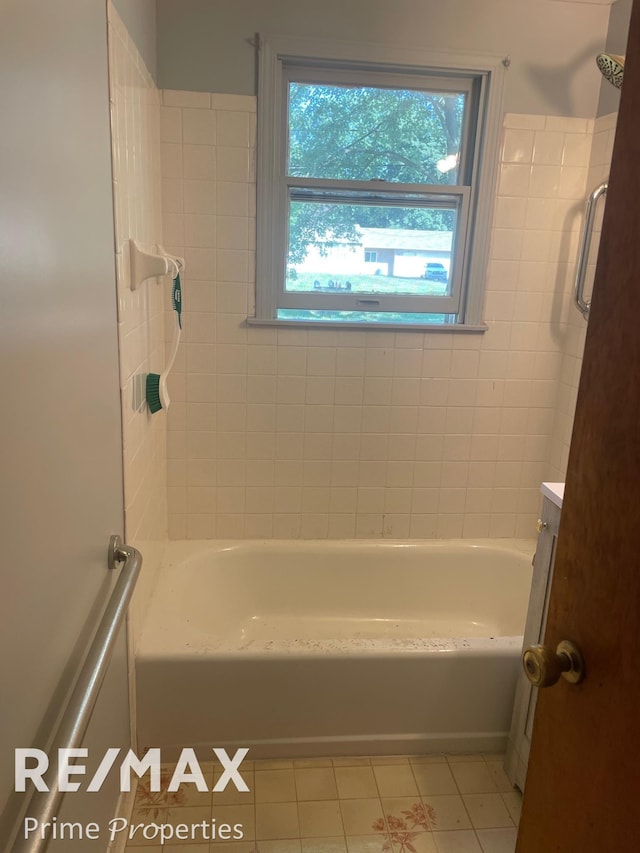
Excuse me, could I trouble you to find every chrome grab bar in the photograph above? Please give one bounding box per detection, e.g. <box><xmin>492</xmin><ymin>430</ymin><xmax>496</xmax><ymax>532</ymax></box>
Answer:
<box><xmin>9</xmin><ymin>536</ymin><xmax>142</xmax><ymax>853</ymax></box>
<box><xmin>574</xmin><ymin>182</ymin><xmax>608</xmax><ymax>319</ymax></box>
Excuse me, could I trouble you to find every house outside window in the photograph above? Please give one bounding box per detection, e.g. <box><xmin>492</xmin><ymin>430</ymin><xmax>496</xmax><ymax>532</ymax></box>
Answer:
<box><xmin>255</xmin><ymin>36</ymin><xmax>505</xmax><ymax>328</ymax></box>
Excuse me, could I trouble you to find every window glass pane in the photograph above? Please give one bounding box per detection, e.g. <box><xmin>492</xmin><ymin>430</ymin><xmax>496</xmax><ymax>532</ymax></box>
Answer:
<box><xmin>277</xmin><ymin>309</ymin><xmax>456</xmax><ymax>325</ymax></box>
<box><xmin>288</xmin><ymin>82</ymin><xmax>466</xmax><ymax>184</ymax></box>
<box><xmin>286</xmin><ymin>200</ymin><xmax>456</xmax><ymax>296</ymax></box>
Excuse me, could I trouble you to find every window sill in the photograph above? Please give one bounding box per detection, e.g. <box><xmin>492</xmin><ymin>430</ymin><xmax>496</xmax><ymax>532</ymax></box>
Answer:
<box><xmin>246</xmin><ymin>317</ymin><xmax>488</xmax><ymax>333</ymax></box>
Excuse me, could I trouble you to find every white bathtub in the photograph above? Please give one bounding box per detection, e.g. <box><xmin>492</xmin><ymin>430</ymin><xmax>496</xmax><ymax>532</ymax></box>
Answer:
<box><xmin>136</xmin><ymin>539</ymin><xmax>533</xmax><ymax>758</ymax></box>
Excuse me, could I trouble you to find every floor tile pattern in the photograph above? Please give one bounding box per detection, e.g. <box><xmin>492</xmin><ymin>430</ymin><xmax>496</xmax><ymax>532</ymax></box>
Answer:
<box><xmin>126</xmin><ymin>754</ymin><xmax>521</xmax><ymax>853</ymax></box>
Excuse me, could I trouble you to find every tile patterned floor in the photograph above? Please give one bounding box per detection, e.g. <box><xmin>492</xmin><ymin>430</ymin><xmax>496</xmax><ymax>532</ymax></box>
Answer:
<box><xmin>126</xmin><ymin>754</ymin><xmax>521</xmax><ymax>853</ymax></box>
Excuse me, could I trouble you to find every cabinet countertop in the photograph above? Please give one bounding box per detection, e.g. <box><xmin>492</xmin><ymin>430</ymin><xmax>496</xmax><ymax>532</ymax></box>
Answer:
<box><xmin>541</xmin><ymin>481</ymin><xmax>564</xmax><ymax>509</ymax></box>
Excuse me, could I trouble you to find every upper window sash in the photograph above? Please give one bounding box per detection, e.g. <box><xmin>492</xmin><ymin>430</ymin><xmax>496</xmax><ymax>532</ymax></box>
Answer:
<box><xmin>283</xmin><ymin>65</ymin><xmax>478</xmax><ymax>188</ymax></box>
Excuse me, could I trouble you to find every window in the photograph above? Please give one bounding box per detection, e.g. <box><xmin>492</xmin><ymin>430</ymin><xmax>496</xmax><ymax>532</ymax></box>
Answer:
<box><xmin>256</xmin><ymin>37</ymin><xmax>504</xmax><ymax>328</ymax></box>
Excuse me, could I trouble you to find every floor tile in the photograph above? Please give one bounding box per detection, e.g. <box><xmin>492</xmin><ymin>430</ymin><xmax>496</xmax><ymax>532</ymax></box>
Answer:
<box><xmin>295</xmin><ymin>766</ymin><xmax>339</xmax><ymax>800</ymax></box>
<box><xmin>346</xmin><ymin>835</ymin><xmax>391</xmax><ymax>852</ymax></box>
<box><xmin>381</xmin><ymin>797</ymin><xmax>435</xmax><ymax>831</ymax></box>
<box><xmin>340</xmin><ymin>797</ymin><xmax>386</xmax><ymax>835</ymax></box>
<box><xmin>374</xmin><ymin>764</ymin><xmax>419</xmax><ymax>797</ymax></box>
<box><xmin>123</xmin><ymin>752</ymin><xmax>517</xmax><ymax>853</ymax></box>
<box><xmin>197</xmin><ymin>760</ymin><xmax>228</xmax><ymax>777</ymax></box>
<box><xmin>254</xmin><ymin>768</ymin><xmax>297</xmax><ymax>802</ymax></box>
<box><xmin>462</xmin><ymin>794</ymin><xmax>513</xmax><ymax>829</ymax></box>
<box><xmin>484</xmin><ymin>762</ymin><xmax>514</xmax><ymax>794</ymax></box>
<box><xmin>390</xmin><ymin>832</ymin><xmax>438</xmax><ymax>853</ymax></box>
<box><xmin>254</xmin><ymin>759</ymin><xmax>295</xmax><ymax>770</ymax></box>
<box><xmin>123</xmin><ymin>834</ymin><xmax>163</xmax><ymax>849</ymax></box>
<box><xmin>213</xmin><ymin>768</ymin><xmax>255</xmax><ymax>805</ymax></box>
<box><xmin>413</xmin><ymin>764</ymin><xmax>458</xmax><ymax>796</ymax></box>
<box><xmin>165</xmin><ymin>804</ymin><xmax>212</xmax><ymax>827</ymax></box>
<box><xmin>210</xmin><ymin>803</ymin><xmax>256</xmax><ymax>840</ymax></box>
<box><xmin>433</xmin><ymin>830</ymin><xmax>483</xmax><ymax>853</ymax></box>
<box><xmin>130</xmin><ymin>803</ymin><xmax>169</xmax><ymax>826</ymax></box>
<box><xmin>125</xmin><ymin>847</ymin><xmax>162</xmax><ymax>852</ymax></box>
<box><xmin>449</xmin><ymin>763</ymin><xmax>499</xmax><ymax>795</ymax></box>
<box><xmin>170</xmin><ymin>785</ymin><xmax>213</xmax><ymax>807</ymax></box>
<box><xmin>256</xmin><ymin>802</ymin><xmax>300</xmax><ymax>839</ymax></box>
<box><xmin>423</xmin><ymin>795</ymin><xmax>472</xmax><ymax>831</ymax></box>
<box><xmin>301</xmin><ymin>837</ymin><xmax>348</xmax><ymax>853</ymax></box>
<box><xmin>410</xmin><ymin>755</ymin><xmax>448</xmax><ymax>765</ymax></box>
<box><xmin>501</xmin><ymin>792</ymin><xmax>522</xmax><ymax>826</ymax></box>
<box><xmin>160</xmin><ymin>762</ymin><xmax>215</xmax><ymax>785</ymax></box>
<box><xmin>298</xmin><ymin>799</ymin><xmax>344</xmax><ymax>837</ymax></box>
<box><xmin>370</xmin><ymin>756</ymin><xmax>410</xmax><ymax>765</ymax></box>
<box><xmin>476</xmin><ymin>827</ymin><xmax>518</xmax><ymax>853</ymax></box>
<box><xmin>335</xmin><ymin>766</ymin><xmax>379</xmax><ymax>799</ymax></box>
<box><xmin>257</xmin><ymin>841</ymin><xmax>303</xmax><ymax>853</ymax></box>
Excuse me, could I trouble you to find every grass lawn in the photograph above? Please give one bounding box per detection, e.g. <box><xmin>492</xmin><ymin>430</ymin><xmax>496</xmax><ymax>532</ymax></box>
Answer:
<box><xmin>286</xmin><ymin>271</ymin><xmax>448</xmax><ymax>297</ymax></box>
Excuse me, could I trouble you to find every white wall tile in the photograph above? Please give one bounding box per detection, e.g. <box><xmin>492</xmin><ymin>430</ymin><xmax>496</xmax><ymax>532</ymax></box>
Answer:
<box><xmin>183</xmin><ymin>144</ymin><xmax>216</xmax><ymax>180</ymax></box>
<box><xmin>532</xmin><ymin>131</ymin><xmax>564</xmax><ymax>165</ymax></box>
<box><xmin>164</xmin><ymin>89</ymin><xmax>211</xmax><ymax>109</ymax></box>
<box><xmin>160</xmin><ymin>106</ymin><xmax>182</xmax><ymax>143</ymax></box>
<box><xmin>502</xmin><ymin>129</ymin><xmax>534</xmax><ymax>164</ymax></box>
<box><xmin>160</xmin><ymin>95</ymin><xmax>598</xmax><ymax>540</ymax></box>
<box><xmin>498</xmin><ymin>164</ymin><xmax>531</xmax><ymax>197</ymax></box>
<box><xmin>503</xmin><ymin>114</ymin><xmax>545</xmax><ymax>131</ymax></box>
<box><xmin>182</xmin><ymin>108</ymin><xmax>216</xmax><ymax>144</ymax></box>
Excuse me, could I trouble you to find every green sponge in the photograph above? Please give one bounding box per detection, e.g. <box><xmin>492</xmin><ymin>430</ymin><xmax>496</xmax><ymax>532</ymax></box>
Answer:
<box><xmin>146</xmin><ymin>372</ymin><xmax>163</xmax><ymax>413</ymax></box>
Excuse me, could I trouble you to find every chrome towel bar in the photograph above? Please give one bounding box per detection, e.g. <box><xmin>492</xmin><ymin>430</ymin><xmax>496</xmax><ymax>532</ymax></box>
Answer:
<box><xmin>574</xmin><ymin>182</ymin><xmax>608</xmax><ymax>318</ymax></box>
<box><xmin>9</xmin><ymin>536</ymin><xmax>142</xmax><ymax>853</ymax></box>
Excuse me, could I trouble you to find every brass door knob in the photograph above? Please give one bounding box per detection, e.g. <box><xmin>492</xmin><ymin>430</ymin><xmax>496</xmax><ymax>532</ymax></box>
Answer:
<box><xmin>523</xmin><ymin>640</ymin><xmax>585</xmax><ymax>687</ymax></box>
<box><xmin>536</xmin><ymin>519</ymin><xmax>548</xmax><ymax>533</ymax></box>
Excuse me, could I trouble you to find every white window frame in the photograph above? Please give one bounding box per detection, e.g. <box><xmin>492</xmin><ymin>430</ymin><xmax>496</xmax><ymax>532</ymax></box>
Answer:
<box><xmin>255</xmin><ymin>35</ymin><xmax>505</xmax><ymax>329</ymax></box>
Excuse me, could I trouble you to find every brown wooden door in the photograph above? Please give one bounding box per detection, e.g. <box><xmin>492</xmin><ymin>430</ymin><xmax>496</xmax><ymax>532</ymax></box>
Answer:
<box><xmin>516</xmin><ymin>4</ymin><xmax>640</xmax><ymax>851</ymax></box>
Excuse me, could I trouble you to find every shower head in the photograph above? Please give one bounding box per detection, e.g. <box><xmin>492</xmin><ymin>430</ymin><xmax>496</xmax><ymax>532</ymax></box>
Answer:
<box><xmin>596</xmin><ymin>53</ymin><xmax>625</xmax><ymax>89</ymax></box>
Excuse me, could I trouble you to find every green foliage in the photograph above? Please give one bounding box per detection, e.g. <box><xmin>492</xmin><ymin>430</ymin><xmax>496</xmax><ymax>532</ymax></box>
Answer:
<box><xmin>286</xmin><ymin>82</ymin><xmax>463</xmax><ymax>267</ymax></box>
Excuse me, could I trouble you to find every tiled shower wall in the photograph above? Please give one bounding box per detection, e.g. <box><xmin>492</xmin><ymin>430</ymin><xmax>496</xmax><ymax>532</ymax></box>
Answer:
<box><xmin>161</xmin><ymin>90</ymin><xmax>596</xmax><ymax>540</ymax></box>
<box><xmin>548</xmin><ymin>112</ymin><xmax>617</xmax><ymax>480</ymax></box>
<box><xmin>108</xmin><ymin>4</ymin><xmax>167</xmax><ymax>638</ymax></box>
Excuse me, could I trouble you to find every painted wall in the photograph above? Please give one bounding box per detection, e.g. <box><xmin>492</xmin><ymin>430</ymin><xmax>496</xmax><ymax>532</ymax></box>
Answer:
<box><xmin>156</xmin><ymin>0</ymin><xmax>610</xmax><ymax>117</ymax></box>
<box><xmin>0</xmin><ymin>0</ymin><xmax>130</xmax><ymax>845</ymax></box>
<box><xmin>597</xmin><ymin>0</ymin><xmax>632</xmax><ymax>116</ymax></box>
<box><xmin>112</xmin><ymin>0</ymin><xmax>157</xmax><ymax>79</ymax></box>
<box><xmin>159</xmin><ymin>89</ymin><xmax>594</xmax><ymax>540</ymax></box>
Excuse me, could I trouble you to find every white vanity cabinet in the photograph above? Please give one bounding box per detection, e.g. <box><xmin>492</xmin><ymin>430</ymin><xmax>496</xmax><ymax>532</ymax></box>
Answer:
<box><xmin>505</xmin><ymin>482</ymin><xmax>564</xmax><ymax>791</ymax></box>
